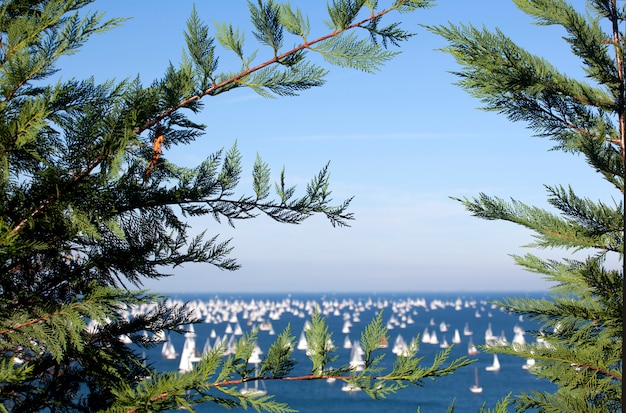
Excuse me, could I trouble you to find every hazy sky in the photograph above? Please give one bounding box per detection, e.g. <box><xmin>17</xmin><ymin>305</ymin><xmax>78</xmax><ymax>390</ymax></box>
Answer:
<box><xmin>57</xmin><ymin>0</ymin><xmax>615</xmax><ymax>293</ymax></box>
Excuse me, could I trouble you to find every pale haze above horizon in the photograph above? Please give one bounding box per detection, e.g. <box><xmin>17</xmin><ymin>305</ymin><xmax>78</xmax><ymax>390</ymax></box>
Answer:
<box><xmin>56</xmin><ymin>0</ymin><xmax>615</xmax><ymax>293</ymax></box>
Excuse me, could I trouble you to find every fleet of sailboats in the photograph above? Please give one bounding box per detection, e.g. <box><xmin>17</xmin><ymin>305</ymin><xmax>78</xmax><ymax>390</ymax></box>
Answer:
<box><xmin>116</xmin><ymin>294</ymin><xmax>551</xmax><ymax>398</ymax></box>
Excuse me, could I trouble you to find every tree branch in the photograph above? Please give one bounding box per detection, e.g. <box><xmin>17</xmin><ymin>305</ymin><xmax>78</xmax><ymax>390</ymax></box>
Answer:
<box><xmin>125</xmin><ymin>372</ymin><xmax>426</xmax><ymax>413</ymax></box>
<box><xmin>9</xmin><ymin>153</ymin><xmax>107</xmax><ymax>237</ymax></box>
<box><xmin>132</xmin><ymin>4</ymin><xmax>403</xmax><ymax>135</ymax></box>
<box><xmin>7</xmin><ymin>3</ymin><xmax>403</xmax><ymax>239</ymax></box>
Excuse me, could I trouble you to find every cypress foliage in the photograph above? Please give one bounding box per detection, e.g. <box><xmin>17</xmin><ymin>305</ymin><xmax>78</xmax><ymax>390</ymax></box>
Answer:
<box><xmin>429</xmin><ymin>0</ymin><xmax>623</xmax><ymax>411</ymax></box>
<box><xmin>0</xmin><ymin>1</ymin><xmax>474</xmax><ymax>412</ymax></box>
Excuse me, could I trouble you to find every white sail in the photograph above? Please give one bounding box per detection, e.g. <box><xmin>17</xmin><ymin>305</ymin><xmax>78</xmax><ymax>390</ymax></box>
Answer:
<box><xmin>439</xmin><ymin>337</ymin><xmax>449</xmax><ymax>349</ymax></box>
<box><xmin>202</xmin><ymin>338</ymin><xmax>212</xmax><ymax>355</ymax></box>
<box><xmin>522</xmin><ymin>358</ymin><xmax>536</xmax><ymax>370</ymax></box>
<box><xmin>485</xmin><ymin>323</ymin><xmax>497</xmax><ymax>345</ymax></box>
<box><xmin>296</xmin><ymin>330</ymin><xmax>308</xmax><ymax>350</ymax></box>
<box><xmin>497</xmin><ymin>330</ymin><xmax>508</xmax><ymax>345</ymax></box>
<box><xmin>392</xmin><ymin>334</ymin><xmax>408</xmax><ymax>356</ymax></box>
<box><xmin>467</xmin><ymin>337</ymin><xmax>479</xmax><ymax>356</ymax></box>
<box><xmin>430</xmin><ymin>330</ymin><xmax>439</xmax><ymax>345</ymax></box>
<box><xmin>241</xmin><ymin>345</ymin><xmax>266</xmax><ymax>396</ymax></box>
<box><xmin>469</xmin><ymin>367</ymin><xmax>483</xmax><ymax>393</ymax></box>
<box><xmin>485</xmin><ymin>354</ymin><xmax>501</xmax><ymax>372</ymax></box>
<box><xmin>249</xmin><ymin>345</ymin><xmax>263</xmax><ymax>364</ymax></box>
<box><xmin>341</xmin><ymin>320</ymin><xmax>352</xmax><ymax>334</ymax></box>
<box><xmin>452</xmin><ymin>329</ymin><xmax>462</xmax><ymax>344</ymax></box>
<box><xmin>343</xmin><ymin>335</ymin><xmax>352</xmax><ymax>349</ymax></box>
<box><xmin>341</xmin><ymin>382</ymin><xmax>362</xmax><ymax>392</ymax></box>
<box><xmin>349</xmin><ymin>340</ymin><xmax>365</xmax><ymax>371</ymax></box>
<box><xmin>512</xmin><ymin>329</ymin><xmax>526</xmax><ymax>349</ymax></box>
<box><xmin>161</xmin><ymin>335</ymin><xmax>178</xmax><ymax>360</ymax></box>
<box><xmin>258</xmin><ymin>320</ymin><xmax>273</xmax><ymax>331</ymax></box>
<box><xmin>178</xmin><ymin>327</ymin><xmax>201</xmax><ymax>373</ymax></box>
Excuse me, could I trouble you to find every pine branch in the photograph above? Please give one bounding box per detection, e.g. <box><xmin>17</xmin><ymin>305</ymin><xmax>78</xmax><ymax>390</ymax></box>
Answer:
<box><xmin>133</xmin><ymin>0</ymin><xmax>420</xmax><ymax>135</ymax></box>
<box><xmin>9</xmin><ymin>151</ymin><xmax>108</xmax><ymax>237</ymax></box>
<box><xmin>5</xmin><ymin>1</ymin><xmax>420</xmax><ymax>239</ymax></box>
<box><xmin>452</xmin><ymin>193</ymin><xmax>621</xmax><ymax>252</ymax></box>
<box><xmin>0</xmin><ymin>285</ymin><xmax>166</xmax><ymax>362</ymax></box>
<box><xmin>432</xmin><ymin>2</ymin><xmax>623</xmax><ymax>411</ymax></box>
<box><xmin>1</xmin><ymin>3</ymin><xmax>126</xmax><ymax>103</ymax></box>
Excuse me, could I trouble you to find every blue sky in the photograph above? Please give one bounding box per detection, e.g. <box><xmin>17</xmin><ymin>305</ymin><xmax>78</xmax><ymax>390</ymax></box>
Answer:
<box><xmin>57</xmin><ymin>0</ymin><xmax>616</xmax><ymax>293</ymax></box>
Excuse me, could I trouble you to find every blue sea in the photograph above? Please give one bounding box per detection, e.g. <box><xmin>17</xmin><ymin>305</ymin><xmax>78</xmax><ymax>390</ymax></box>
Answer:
<box><xmin>138</xmin><ymin>292</ymin><xmax>556</xmax><ymax>412</ymax></box>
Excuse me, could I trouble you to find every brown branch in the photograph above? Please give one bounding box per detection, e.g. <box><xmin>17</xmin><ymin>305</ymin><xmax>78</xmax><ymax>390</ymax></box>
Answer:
<box><xmin>132</xmin><ymin>5</ymin><xmax>400</xmax><ymax>136</ymax></box>
<box><xmin>145</xmin><ymin>124</ymin><xmax>165</xmax><ymax>177</ymax></box>
<box><xmin>0</xmin><ymin>301</ymin><xmax>85</xmax><ymax>335</ymax></box>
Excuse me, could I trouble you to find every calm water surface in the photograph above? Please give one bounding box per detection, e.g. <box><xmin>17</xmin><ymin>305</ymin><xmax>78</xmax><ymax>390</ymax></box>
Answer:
<box><xmin>138</xmin><ymin>292</ymin><xmax>556</xmax><ymax>412</ymax></box>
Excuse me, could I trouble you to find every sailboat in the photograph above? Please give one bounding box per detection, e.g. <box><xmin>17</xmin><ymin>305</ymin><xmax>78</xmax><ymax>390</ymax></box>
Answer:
<box><xmin>439</xmin><ymin>336</ymin><xmax>449</xmax><ymax>349</ymax></box>
<box><xmin>343</xmin><ymin>335</ymin><xmax>352</xmax><ymax>349</ymax></box>
<box><xmin>161</xmin><ymin>334</ymin><xmax>178</xmax><ymax>360</ymax></box>
<box><xmin>178</xmin><ymin>326</ymin><xmax>202</xmax><ymax>373</ymax></box>
<box><xmin>429</xmin><ymin>330</ymin><xmax>439</xmax><ymax>345</ymax></box>
<box><xmin>341</xmin><ymin>382</ymin><xmax>362</xmax><ymax>392</ymax></box>
<box><xmin>469</xmin><ymin>367</ymin><xmax>483</xmax><ymax>393</ymax></box>
<box><xmin>485</xmin><ymin>323</ymin><xmax>497</xmax><ymax>345</ymax></box>
<box><xmin>240</xmin><ymin>345</ymin><xmax>266</xmax><ymax>396</ymax></box>
<box><xmin>467</xmin><ymin>337</ymin><xmax>480</xmax><ymax>356</ymax></box>
<box><xmin>258</xmin><ymin>319</ymin><xmax>273</xmax><ymax>331</ymax></box>
<box><xmin>392</xmin><ymin>334</ymin><xmax>408</xmax><ymax>356</ymax></box>
<box><xmin>452</xmin><ymin>329</ymin><xmax>462</xmax><ymax>344</ymax></box>
<box><xmin>522</xmin><ymin>358</ymin><xmax>536</xmax><ymax>370</ymax></box>
<box><xmin>202</xmin><ymin>338</ymin><xmax>212</xmax><ymax>355</ymax></box>
<box><xmin>485</xmin><ymin>354</ymin><xmax>501</xmax><ymax>372</ymax></box>
<box><xmin>341</xmin><ymin>320</ymin><xmax>352</xmax><ymax>334</ymax></box>
<box><xmin>296</xmin><ymin>330</ymin><xmax>308</xmax><ymax>351</ymax></box>
<box><xmin>349</xmin><ymin>340</ymin><xmax>365</xmax><ymax>371</ymax></box>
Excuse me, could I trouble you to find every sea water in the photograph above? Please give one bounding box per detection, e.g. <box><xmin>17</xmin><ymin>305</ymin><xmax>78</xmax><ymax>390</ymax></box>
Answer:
<box><xmin>138</xmin><ymin>292</ymin><xmax>556</xmax><ymax>412</ymax></box>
